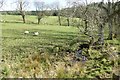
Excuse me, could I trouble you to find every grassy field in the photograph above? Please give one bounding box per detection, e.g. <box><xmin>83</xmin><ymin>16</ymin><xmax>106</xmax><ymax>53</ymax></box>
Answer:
<box><xmin>0</xmin><ymin>15</ymin><xmax>120</xmax><ymax>78</ymax></box>
<box><xmin>1</xmin><ymin>15</ymin><xmax>81</xmax><ymax>78</ymax></box>
<box><xmin>2</xmin><ymin>15</ymin><xmax>79</xmax><ymax>53</ymax></box>
<box><xmin>2</xmin><ymin>20</ymin><xmax>79</xmax><ymax>58</ymax></box>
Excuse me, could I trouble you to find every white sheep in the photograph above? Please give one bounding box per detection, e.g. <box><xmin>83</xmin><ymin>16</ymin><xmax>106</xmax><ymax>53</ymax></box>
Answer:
<box><xmin>0</xmin><ymin>20</ymin><xmax>3</xmax><ymax>22</ymax></box>
<box><xmin>24</xmin><ymin>31</ymin><xmax>29</xmax><ymax>34</ymax></box>
<box><xmin>33</xmin><ymin>32</ymin><xmax>39</xmax><ymax>36</ymax></box>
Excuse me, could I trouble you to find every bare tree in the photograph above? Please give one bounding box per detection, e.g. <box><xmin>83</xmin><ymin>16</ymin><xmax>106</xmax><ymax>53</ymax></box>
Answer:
<box><xmin>111</xmin><ymin>1</ymin><xmax>120</xmax><ymax>39</ymax></box>
<box><xmin>0</xmin><ymin>0</ymin><xmax>4</xmax><ymax>8</ymax></box>
<box><xmin>64</xmin><ymin>0</ymin><xmax>79</xmax><ymax>26</ymax></box>
<box><xmin>77</xmin><ymin>0</ymin><xmax>92</xmax><ymax>35</ymax></box>
<box><xmin>50</xmin><ymin>1</ymin><xmax>61</xmax><ymax>25</ymax></box>
<box><xmin>82</xmin><ymin>0</ymin><xmax>89</xmax><ymax>34</ymax></box>
<box><xmin>115</xmin><ymin>1</ymin><xmax>120</xmax><ymax>39</ymax></box>
<box><xmin>76</xmin><ymin>0</ymin><xmax>105</xmax><ymax>45</ymax></box>
<box><xmin>96</xmin><ymin>4</ymin><xmax>107</xmax><ymax>45</ymax></box>
<box><xmin>99</xmin><ymin>0</ymin><xmax>118</xmax><ymax>40</ymax></box>
<box><xmin>34</xmin><ymin>1</ymin><xmax>45</xmax><ymax>24</ymax></box>
<box><xmin>16</xmin><ymin>0</ymin><xmax>29</xmax><ymax>23</ymax></box>
<box><xmin>74</xmin><ymin>0</ymin><xmax>91</xmax><ymax>34</ymax></box>
<box><xmin>64</xmin><ymin>0</ymin><xmax>73</xmax><ymax>26</ymax></box>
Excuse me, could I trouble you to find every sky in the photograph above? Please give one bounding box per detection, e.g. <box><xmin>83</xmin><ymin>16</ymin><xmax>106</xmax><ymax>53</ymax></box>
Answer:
<box><xmin>0</xmin><ymin>0</ymin><xmax>119</xmax><ymax>11</ymax></box>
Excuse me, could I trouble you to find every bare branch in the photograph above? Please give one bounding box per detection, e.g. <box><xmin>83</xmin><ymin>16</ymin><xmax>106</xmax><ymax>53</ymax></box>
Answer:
<box><xmin>16</xmin><ymin>0</ymin><xmax>29</xmax><ymax>11</ymax></box>
<box><xmin>34</xmin><ymin>0</ymin><xmax>46</xmax><ymax>24</ymax></box>
<box><xmin>34</xmin><ymin>1</ymin><xmax>45</xmax><ymax>11</ymax></box>
<box><xmin>0</xmin><ymin>0</ymin><xmax>4</xmax><ymax>8</ymax></box>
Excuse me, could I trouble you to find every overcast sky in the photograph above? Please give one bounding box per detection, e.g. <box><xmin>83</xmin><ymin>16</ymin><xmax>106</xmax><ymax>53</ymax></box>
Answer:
<box><xmin>0</xmin><ymin>0</ymin><xmax>119</xmax><ymax>11</ymax></box>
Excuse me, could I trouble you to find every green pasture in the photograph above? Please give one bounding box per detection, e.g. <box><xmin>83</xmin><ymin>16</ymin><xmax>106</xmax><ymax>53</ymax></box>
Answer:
<box><xmin>1</xmin><ymin>15</ymin><xmax>79</xmax><ymax>62</ymax></box>
<box><xmin>0</xmin><ymin>15</ymin><xmax>120</xmax><ymax>78</ymax></box>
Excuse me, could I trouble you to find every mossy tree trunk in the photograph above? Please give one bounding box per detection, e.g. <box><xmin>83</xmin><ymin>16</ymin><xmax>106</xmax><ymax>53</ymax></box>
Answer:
<box><xmin>98</xmin><ymin>23</ymin><xmax>104</xmax><ymax>45</ymax></box>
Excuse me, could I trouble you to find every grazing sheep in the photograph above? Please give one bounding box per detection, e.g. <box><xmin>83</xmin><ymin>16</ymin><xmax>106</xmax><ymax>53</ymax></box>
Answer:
<box><xmin>33</xmin><ymin>32</ymin><xmax>39</xmax><ymax>36</ymax></box>
<box><xmin>24</xmin><ymin>31</ymin><xmax>29</xmax><ymax>34</ymax></box>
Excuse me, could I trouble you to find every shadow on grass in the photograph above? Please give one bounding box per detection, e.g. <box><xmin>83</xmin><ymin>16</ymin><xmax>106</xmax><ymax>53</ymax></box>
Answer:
<box><xmin>1</xmin><ymin>20</ymin><xmax>38</xmax><ymax>24</ymax></box>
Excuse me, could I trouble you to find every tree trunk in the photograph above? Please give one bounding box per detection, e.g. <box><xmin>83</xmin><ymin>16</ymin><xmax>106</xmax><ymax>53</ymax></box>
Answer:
<box><xmin>22</xmin><ymin>14</ymin><xmax>25</xmax><ymax>23</ymax></box>
<box><xmin>38</xmin><ymin>18</ymin><xmax>40</xmax><ymax>24</ymax></box>
<box><xmin>98</xmin><ymin>23</ymin><xmax>104</xmax><ymax>45</ymax></box>
<box><xmin>84</xmin><ymin>19</ymin><xmax>88</xmax><ymax>34</ymax></box>
<box><xmin>107</xmin><ymin>1</ymin><xmax>113</xmax><ymax>40</ymax></box>
<box><xmin>117</xmin><ymin>14</ymin><xmax>120</xmax><ymax>40</ymax></box>
<box><xmin>67</xmin><ymin>17</ymin><xmax>70</xmax><ymax>26</ymax></box>
<box><xmin>113</xmin><ymin>14</ymin><xmax>118</xmax><ymax>39</ymax></box>
<box><xmin>58</xmin><ymin>15</ymin><xmax>61</xmax><ymax>26</ymax></box>
<box><xmin>107</xmin><ymin>18</ymin><xmax>113</xmax><ymax>40</ymax></box>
